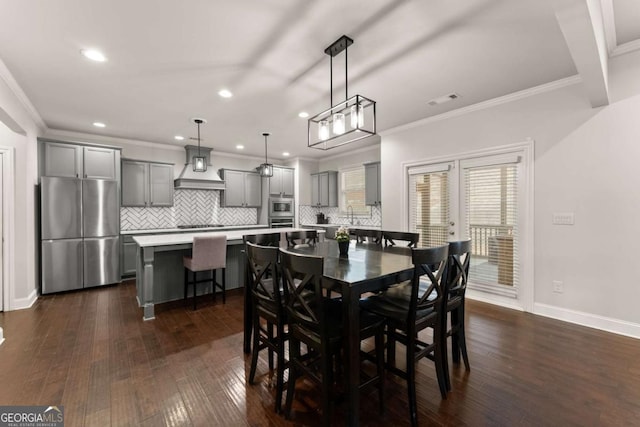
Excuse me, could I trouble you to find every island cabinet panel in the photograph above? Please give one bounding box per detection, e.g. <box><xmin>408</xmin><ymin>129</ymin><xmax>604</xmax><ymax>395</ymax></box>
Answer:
<box><xmin>364</xmin><ymin>161</ymin><xmax>381</xmax><ymax>206</ymax></box>
<box><xmin>121</xmin><ymin>159</ymin><xmax>174</xmax><ymax>207</ymax></box>
<box><xmin>270</xmin><ymin>166</ymin><xmax>295</xmax><ymax>197</ymax></box>
<box><xmin>310</xmin><ymin>171</ymin><xmax>338</xmax><ymax>207</ymax></box>
<box><xmin>121</xmin><ymin>235</ymin><xmax>139</xmax><ymax>276</ymax></box>
<box><xmin>220</xmin><ymin>169</ymin><xmax>261</xmax><ymax>207</ymax></box>
<box><xmin>43</xmin><ymin>142</ymin><xmax>118</xmax><ymax>179</ymax></box>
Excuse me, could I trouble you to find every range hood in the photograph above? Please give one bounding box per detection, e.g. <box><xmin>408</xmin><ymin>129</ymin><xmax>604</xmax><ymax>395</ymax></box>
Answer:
<box><xmin>174</xmin><ymin>145</ymin><xmax>226</xmax><ymax>190</ymax></box>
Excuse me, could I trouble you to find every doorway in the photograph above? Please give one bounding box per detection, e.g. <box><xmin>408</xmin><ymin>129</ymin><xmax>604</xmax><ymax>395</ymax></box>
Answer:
<box><xmin>406</xmin><ymin>141</ymin><xmax>533</xmax><ymax>311</ymax></box>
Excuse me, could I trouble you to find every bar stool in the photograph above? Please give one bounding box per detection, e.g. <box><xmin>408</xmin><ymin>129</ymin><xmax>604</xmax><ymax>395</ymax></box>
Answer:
<box><xmin>183</xmin><ymin>235</ymin><xmax>227</xmax><ymax>309</ymax></box>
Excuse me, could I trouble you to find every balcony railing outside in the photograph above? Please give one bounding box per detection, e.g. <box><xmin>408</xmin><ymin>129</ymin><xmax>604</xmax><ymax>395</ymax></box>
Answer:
<box><xmin>469</xmin><ymin>224</ymin><xmax>513</xmax><ymax>257</ymax></box>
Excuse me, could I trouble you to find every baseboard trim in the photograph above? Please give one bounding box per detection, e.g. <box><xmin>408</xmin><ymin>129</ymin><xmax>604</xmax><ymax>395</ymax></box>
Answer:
<box><xmin>466</xmin><ymin>290</ymin><xmax>525</xmax><ymax>312</ymax></box>
<box><xmin>11</xmin><ymin>289</ymin><xmax>38</xmax><ymax>310</ymax></box>
<box><xmin>534</xmin><ymin>303</ymin><xmax>640</xmax><ymax>340</ymax></box>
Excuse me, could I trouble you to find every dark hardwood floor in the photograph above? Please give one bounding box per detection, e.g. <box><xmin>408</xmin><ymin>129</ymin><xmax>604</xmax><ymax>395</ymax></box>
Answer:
<box><xmin>1</xmin><ymin>281</ymin><xmax>639</xmax><ymax>426</ymax></box>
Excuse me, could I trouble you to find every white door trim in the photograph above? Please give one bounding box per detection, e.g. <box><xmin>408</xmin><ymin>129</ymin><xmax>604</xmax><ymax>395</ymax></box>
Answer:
<box><xmin>401</xmin><ymin>139</ymin><xmax>534</xmax><ymax>312</ymax></box>
<box><xmin>0</xmin><ymin>146</ymin><xmax>15</xmax><ymax>312</ymax></box>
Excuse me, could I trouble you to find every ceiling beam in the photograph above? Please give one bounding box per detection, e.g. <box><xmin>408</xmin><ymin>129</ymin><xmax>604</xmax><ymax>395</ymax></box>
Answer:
<box><xmin>554</xmin><ymin>0</ymin><xmax>609</xmax><ymax>107</ymax></box>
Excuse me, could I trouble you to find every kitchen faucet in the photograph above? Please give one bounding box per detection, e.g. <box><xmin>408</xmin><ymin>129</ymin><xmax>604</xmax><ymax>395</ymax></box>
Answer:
<box><xmin>347</xmin><ymin>205</ymin><xmax>354</xmax><ymax>225</ymax></box>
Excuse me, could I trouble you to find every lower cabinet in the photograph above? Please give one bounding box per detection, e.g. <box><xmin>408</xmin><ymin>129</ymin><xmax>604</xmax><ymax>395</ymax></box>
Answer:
<box><xmin>121</xmin><ymin>235</ymin><xmax>140</xmax><ymax>277</ymax></box>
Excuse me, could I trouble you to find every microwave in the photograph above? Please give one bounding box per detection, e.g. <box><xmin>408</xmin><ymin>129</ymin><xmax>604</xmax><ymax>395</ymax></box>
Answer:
<box><xmin>269</xmin><ymin>197</ymin><xmax>294</xmax><ymax>217</ymax></box>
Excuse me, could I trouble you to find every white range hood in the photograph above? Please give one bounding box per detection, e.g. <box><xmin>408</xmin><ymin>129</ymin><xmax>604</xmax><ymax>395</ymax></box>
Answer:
<box><xmin>174</xmin><ymin>145</ymin><xmax>226</xmax><ymax>190</ymax></box>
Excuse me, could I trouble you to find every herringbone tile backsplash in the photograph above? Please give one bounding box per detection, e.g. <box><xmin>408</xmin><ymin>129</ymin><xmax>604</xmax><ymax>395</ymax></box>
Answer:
<box><xmin>121</xmin><ymin>189</ymin><xmax>257</xmax><ymax>230</ymax></box>
<box><xmin>299</xmin><ymin>205</ymin><xmax>381</xmax><ymax>227</ymax></box>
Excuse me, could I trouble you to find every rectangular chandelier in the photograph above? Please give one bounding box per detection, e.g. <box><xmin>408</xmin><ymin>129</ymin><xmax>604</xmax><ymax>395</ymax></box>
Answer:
<box><xmin>308</xmin><ymin>94</ymin><xmax>376</xmax><ymax>150</ymax></box>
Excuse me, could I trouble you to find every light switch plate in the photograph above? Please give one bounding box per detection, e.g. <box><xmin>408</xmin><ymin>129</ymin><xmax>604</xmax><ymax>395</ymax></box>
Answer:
<box><xmin>553</xmin><ymin>212</ymin><xmax>574</xmax><ymax>225</ymax></box>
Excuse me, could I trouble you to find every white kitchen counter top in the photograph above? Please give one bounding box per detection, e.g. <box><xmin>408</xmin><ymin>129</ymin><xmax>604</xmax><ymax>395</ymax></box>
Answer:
<box><xmin>301</xmin><ymin>223</ymin><xmax>382</xmax><ymax>230</ymax></box>
<box><xmin>133</xmin><ymin>227</ymin><xmax>322</xmax><ymax>247</ymax></box>
<box><xmin>122</xmin><ymin>224</ymin><xmax>266</xmax><ymax>235</ymax></box>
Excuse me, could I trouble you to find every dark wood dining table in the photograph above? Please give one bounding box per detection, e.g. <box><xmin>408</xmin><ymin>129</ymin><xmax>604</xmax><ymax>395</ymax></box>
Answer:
<box><xmin>243</xmin><ymin>240</ymin><xmax>415</xmax><ymax>426</ymax></box>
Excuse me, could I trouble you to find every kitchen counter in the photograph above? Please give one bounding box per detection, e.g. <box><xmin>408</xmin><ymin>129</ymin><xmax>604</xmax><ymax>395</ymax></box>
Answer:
<box><xmin>134</xmin><ymin>227</ymin><xmax>323</xmax><ymax>320</ymax></box>
<box><xmin>122</xmin><ymin>224</ymin><xmax>265</xmax><ymax>235</ymax></box>
<box><xmin>302</xmin><ymin>223</ymin><xmax>381</xmax><ymax>230</ymax></box>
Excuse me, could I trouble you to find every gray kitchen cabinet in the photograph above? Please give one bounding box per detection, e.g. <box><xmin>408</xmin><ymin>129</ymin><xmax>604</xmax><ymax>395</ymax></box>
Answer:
<box><xmin>270</xmin><ymin>166</ymin><xmax>295</xmax><ymax>196</ymax></box>
<box><xmin>220</xmin><ymin>169</ymin><xmax>262</xmax><ymax>207</ymax></box>
<box><xmin>121</xmin><ymin>159</ymin><xmax>174</xmax><ymax>207</ymax></box>
<box><xmin>43</xmin><ymin>142</ymin><xmax>117</xmax><ymax>179</ymax></box>
<box><xmin>310</xmin><ymin>171</ymin><xmax>338</xmax><ymax>207</ymax></box>
<box><xmin>121</xmin><ymin>235</ymin><xmax>138</xmax><ymax>276</ymax></box>
<box><xmin>364</xmin><ymin>162</ymin><xmax>381</xmax><ymax>206</ymax></box>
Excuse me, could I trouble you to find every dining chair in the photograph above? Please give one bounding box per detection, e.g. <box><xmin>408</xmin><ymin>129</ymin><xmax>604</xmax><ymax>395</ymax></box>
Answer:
<box><xmin>280</xmin><ymin>249</ymin><xmax>386</xmax><ymax>426</ymax></box>
<box><xmin>382</xmin><ymin>231</ymin><xmax>419</xmax><ymax>248</ymax></box>
<box><xmin>245</xmin><ymin>241</ymin><xmax>288</xmax><ymax>413</ymax></box>
<box><xmin>183</xmin><ymin>235</ymin><xmax>227</xmax><ymax>309</ymax></box>
<box><xmin>354</xmin><ymin>228</ymin><xmax>382</xmax><ymax>244</ymax></box>
<box><xmin>442</xmin><ymin>239</ymin><xmax>472</xmax><ymax>390</ymax></box>
<box><xmin>243</xmin><ymin>232</ymin><xmax>282</xmax><ymax>247</ymax></box>
<box><xmin>360</xmin><ymin>244</ymin><xmax>449</xmax><ymax>426</ymax></box>
<box><xmin>285</xmin><ymin>230</ymin><xmax>318</xmax><ymax>248</ymax></box>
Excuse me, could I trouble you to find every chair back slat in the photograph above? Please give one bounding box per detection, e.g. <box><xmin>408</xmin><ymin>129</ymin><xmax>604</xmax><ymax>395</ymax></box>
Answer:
<box><xmin>280</xmin><ymin>249</ymin><xmax>326</xmax><ymax>334</ymax></box>
<box><xmin>285</xmin><ymin>230</ymin><xmax>318</xmax><ymax>248</ymax></box>
<box><xmin>446</xmin><ymin>240</ymin><xmax>471</xmax><ymax>297</ymax></box>
<box><xmin>246</xmin><ymin>242</ymin><xmax>282</xmax><ymax>309</ymax></box>
<box><xmin>243</xmin><ymin>232</ymin><xmax>281</xmax><ymax>247</ymax></box>
<box><xmin>354</xmin><ymin>229</ymin><xmax>382</xmax><ymax>244</ymax></box>
<box><xmin>409</xmin><ymin>245</ymin><xmax>449</xmax><ymax>320</ymax></box>
<box><xmin>383</xmin><ymin>231</ymin><xmax>419</xmax><ymax>248</ymax></box>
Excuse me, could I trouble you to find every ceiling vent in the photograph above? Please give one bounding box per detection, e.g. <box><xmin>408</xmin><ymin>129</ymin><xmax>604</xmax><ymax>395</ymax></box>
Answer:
<box><xmin>427</xmin><ymin>92</ymin><xmax>460</xmax><ymax>106</ymax></box>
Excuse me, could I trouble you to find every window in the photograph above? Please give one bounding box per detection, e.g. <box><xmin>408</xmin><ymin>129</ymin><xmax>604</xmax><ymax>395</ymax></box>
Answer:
<box><xmin>408</xmin><ymin>164</ymin><xmax>451</xmax><ymax>248</ymax></box>
<box><xmin>340</xmin><ymin>166</ymin><xmax>370</xmax><ymax>215</ymax></box>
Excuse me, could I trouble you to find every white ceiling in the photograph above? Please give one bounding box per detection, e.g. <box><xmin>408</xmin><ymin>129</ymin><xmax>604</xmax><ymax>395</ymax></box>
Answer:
<box><xmin>0</xmin><ymin>0</ymin><xmax>637</xmax><ymax>159</ymax></box>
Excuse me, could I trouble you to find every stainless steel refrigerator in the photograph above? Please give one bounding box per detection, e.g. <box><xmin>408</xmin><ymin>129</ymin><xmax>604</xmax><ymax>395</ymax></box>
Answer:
<box><xmin>41</xmin><ymin>176</ymin><xmax>120</xmax><ymax>293</ymax></box>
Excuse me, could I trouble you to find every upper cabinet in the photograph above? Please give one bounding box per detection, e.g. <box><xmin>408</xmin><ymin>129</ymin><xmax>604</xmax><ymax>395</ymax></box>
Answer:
<box><xmin>270</xmin><ymin>166</ymin><xmax>295</xmax><ymax>197</ymax></box>
<box><xmin>219</xmin><ymin>169</ymin><xmax>261</xmax><ymax>207</ymax></box>
<box><xmin>44</xmin><ymin>142</ymin><xmax>118</xmax><ymax>179</ymax></box>
<box><xmin>121</xmin><ymin>159</ymin><xmax>174</xmax><ymax>207</ymax></box>
<box><xmin>364</xmin><ymin>162</ymin><xmax>381</xmax><ymax>206</ymax></box>
<box><xmin>310</xmin><ymin>171</ymin><xmax>338</xmax><ymax>207</ymax></box>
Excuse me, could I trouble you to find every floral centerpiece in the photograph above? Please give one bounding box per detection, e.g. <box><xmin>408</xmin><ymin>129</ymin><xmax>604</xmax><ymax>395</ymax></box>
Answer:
<box><xmin>336</xmin><ymin>226</ymin><xmax>350</xmax><ymax>255</ymax></box>
<box><xmin>335</xmin><ymin>226</ymin><xmax>350</xmax><ymax>242</ymax></box>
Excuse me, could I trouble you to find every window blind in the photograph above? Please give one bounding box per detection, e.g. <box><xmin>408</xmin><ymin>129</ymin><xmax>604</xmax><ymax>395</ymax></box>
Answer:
<box><xmin>408</xmin><ymin>168</ymin><xmax>450</xmax><ymax>248</ymax></box>
<box><xmin>464</xmin><ymin>164</ymin><xmax>519</xmax><ymax>289</ymax></box>
<box><xmin>340</xmin><ymin>166</ymin><xmax>369</xmax><ymax>215</ymax></box>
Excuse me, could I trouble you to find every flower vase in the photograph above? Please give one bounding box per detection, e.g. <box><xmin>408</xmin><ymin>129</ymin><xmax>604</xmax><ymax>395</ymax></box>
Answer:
<box><xmin>338</xmin><ymin>241</ymin><xmax>349</xmax><ymax>256</ymax></box>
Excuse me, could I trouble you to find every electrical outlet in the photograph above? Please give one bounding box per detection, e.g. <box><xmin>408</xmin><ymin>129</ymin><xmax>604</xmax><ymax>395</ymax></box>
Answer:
<box><xmin>553</xmin><ymin>212</ymin><xmax>574</xmax><ymax>225</ymax></box>
<box><xmin>553</xmin><ymin>280</ymin><xmax>564</xmax><ymax>293</ymax></box>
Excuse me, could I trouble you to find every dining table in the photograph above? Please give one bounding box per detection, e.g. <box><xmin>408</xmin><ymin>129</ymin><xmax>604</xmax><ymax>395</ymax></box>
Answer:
<box><xmin>243</xmin><ymin>239</ymin><xmax>415</xmax><ymax>426</ymax></box>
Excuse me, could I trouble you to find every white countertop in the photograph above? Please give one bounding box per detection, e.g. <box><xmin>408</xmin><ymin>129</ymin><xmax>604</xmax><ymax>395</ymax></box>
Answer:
<box><xmin>133</xmin><ymin>227</ymin><xmax>323</xmax><ymax>247</ymax></box>
<box><xmin>302</xmin><ymin>223</ymin><xmax>382</xmax><ymax>230</ymax></box>
<box><xmin>122</xmin><ymin>224</ymin><xmax>266</xmax><ymax>235</ymax></box>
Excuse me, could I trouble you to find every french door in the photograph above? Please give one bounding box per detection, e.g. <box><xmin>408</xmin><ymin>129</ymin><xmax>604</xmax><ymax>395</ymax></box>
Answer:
<box><xmin>408</xmin><ymin>144</ymin><xmax>532</xmax><ymax>310</ymax></box>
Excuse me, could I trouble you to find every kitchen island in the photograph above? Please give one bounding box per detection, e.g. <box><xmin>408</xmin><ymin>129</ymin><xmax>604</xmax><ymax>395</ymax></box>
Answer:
<box><xmin>134</xmin><ymin>227</ymin><xmax>319</xmax><ymax>320</ymax></box>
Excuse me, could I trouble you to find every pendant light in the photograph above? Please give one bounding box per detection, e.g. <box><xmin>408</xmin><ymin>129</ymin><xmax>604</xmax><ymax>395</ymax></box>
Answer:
<box><xmin>192</xmin><ymin>118</ymin><xmax>207</xmax><ymax>172</ymax></box>
<box><xmin>259</xmin><ymin>132</ymin><xmax>273</xmax><ymax>177</ymax></box>
<box><xmin>308</xmin><ymin>35</ymin><xmax>376</xmax><ymax>150</ymax></box>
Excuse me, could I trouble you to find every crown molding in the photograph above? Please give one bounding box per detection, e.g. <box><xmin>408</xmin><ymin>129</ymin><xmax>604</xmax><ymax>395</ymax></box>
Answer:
<box><xmin>44</xmin><ymin>129</ymin><xmax>185</xmax><ymax>151</ymax></box>
<box><xmin>0</xmin><ymin>57</ymin><xmax>46</xmax><ymax>131</ymax></box>
<box><xmin>381</xmin><ymin>75</ymin><xmax>582</xmax><ymax>137</ymax></box>
<box><xmin>611</xmin><ymin>38</ymin><xmax>640</xmax><ymax>57</ymax></box>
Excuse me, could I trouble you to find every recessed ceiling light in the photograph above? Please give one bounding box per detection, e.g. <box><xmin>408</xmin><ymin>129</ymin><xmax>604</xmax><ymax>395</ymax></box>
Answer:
<box><xmin>93</xmin><ymin>122</ymin><xmax>106</xmax><ymax>128</ymax></box>
<box><xmin>298</xmin><ymin>112</ymin><xmax>309</xmax><ymax>118</ymax></box>
<box><xmin>174</xmin><ymin>135</ymin><xmax>185</xmax><ymax>141</ymax></box>
<box><xmin>236</xmin><ymin>144</ymin><xmax>244</xmax><ymax>150</ymax></box>
<box><xmin>81</xmin><ymin>49</ymin><xmax>107</xmax><ymax>62</ymax></box>
<box><xmin>218</xmin><ymin>89</ymin><xmax>233</xmax><ymax>98</ymax></box>
<box><xmin>283</xmin><ymin>152</ymin><xmax>290</xmax><ymax>157</ymax></box>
